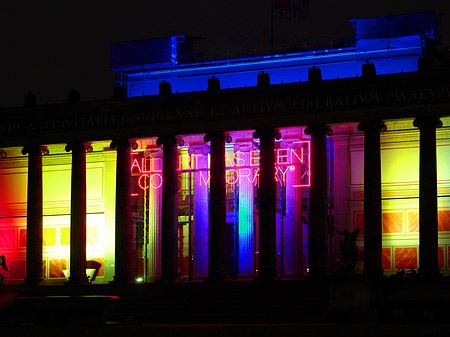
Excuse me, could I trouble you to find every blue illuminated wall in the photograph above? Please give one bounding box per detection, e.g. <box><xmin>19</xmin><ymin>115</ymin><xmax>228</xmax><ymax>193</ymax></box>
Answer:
<box><xmin>110</xmin><ymin>13</ymin><xmax>436</xmax><ymax>98</ymax></box>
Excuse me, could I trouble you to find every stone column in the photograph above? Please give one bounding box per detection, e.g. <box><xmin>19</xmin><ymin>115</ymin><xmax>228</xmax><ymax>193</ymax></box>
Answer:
<box><xmin>156</xmin><ymin>136</ymin><xmax>182</xmax><ymax>281</ymax></box>
<box><xmin>283</xmin><ymin>140</ymin><xmax>303</xmax><ymax>277</ymax></box>
<box><xmin>253</xmin><ymin>129</ymin><xmax>280</xmax><ymax>280</ymax></box>
<box><xmin>22</xmin><ymin>145</ymin><xmax>48</xmax><ymax>285</ymax></box>
<box><xmin>413</xmin><ymin>116</ymin><xmax>442</xmax><ymax>278</ymax></box>
<box><xmin>235</xmin><ymin>141</ymin><xmax>255</xmax><ymax>276</ymax></box>
<box><xmin>304</xmin><ymin>125</ymin><xmax>331</xmax><ymax>278</ymax></box>
<box><xmin>146</xmin><ymin>147</ymin><xmax>163</xmax><ymax>280</ymax></box>
<box><xmin>358</xmin><ymin>121</ymin><xmax>386</xmax><ymax>278</ymax></box>
<box><xmin>189</xmin><ymin>144</ymin><xmax>209</xmax><ymax>278</ymax></box>
<box><xmin>110</xmin><ymin>139</ymin><xmax>137</xmax><ymax>283</ymax></box>
<box><xmin>204</xmin><ymin>132</ymin><xmax>229</xmax><ymax>281</ymax></box>
<box><xmin>65</xmin><ymin>142</ymin><xmax>92</xmax><ymax>285</ymax></box>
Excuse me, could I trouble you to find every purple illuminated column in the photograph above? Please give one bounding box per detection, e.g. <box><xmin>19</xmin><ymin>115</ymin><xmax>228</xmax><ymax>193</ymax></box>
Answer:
<box><xmin>284</xmin><ymin>142</ymin><xmax>303</xmax><ymax>277</ymax></box>
<box><xmin>190</xmin><ymin>144</ymin><xmax>209</xmax><ymax>278</ymax></box>
<box><xmin>235</xmin><ymin>142</ymin><xmax>254</xmax><ymax>276</ymax></box>
<box><xmin>156</xmin><ymin>136</ymin><xmax>181</xmax><ymax>281</ymax></box>
<box><xmin>110</xmin><ymin>139</ymin><xmax>137</xmax><ymax>284</ymax></box>
<box><xmin>304</xmin><ymin>125</ymin><xmax>331</xmax><ymax>278</ymax></box>
<box><xmin>357</xmin><ymin>121</ymin><xmax>385</xmax><ymax>278</ymax></box>
<box><xmin>148</xmin><ymin>151</ymin><xmax>162</xmax><ymax>280</ymax></box>
<box><xmin>253</xmin><ymin>129</ymin><xmax>280</xmax><ymax>280</ymax></box>
<box><xmin>413</xmin><ymin>116</ymin><xmax>442</xmax><ymax>279</ymax></box>
<box><xmin>22</xmin><ymin>145</ymin><xmax>47</xmax><ymax>285</ymax></box>
<box><xmin>204</xmin><ymin>132</ymin><xmax>228</xmax><ymax>281</ymax></box>
<box><xmin>65</xmin><ymin>142</ymin><xmax>92</xmax><ymax>285</ymax></box>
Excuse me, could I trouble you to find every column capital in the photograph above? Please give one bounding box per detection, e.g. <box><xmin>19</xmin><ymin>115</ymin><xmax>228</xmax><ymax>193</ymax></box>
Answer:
<box><xmin>357</xmin><ymin>120</ymin><xmax>387</xmax><ymax>132</ymax></box>
<box><xmin>156</xmin><ymin>136</ymin><xmax>184</xmax><ymax>147</ymax></box>
<box><xmin>413</xmin><ymin>116</ymin><xmax>442</xmax><ymax>129</ymax></box>
<box><xmin>252</xmin><ymin>128</ymin><xmax>281</xmax><ymax>140</ymax></box>
<box><xmin>204</xmin><ymin>132</ymin><xmax>232</xmax><ymax>143</ymax></box>
<box><xmin>65</xmin><ymin>142</ymin><xmax>93</xmax><ymax>153</ymax></box>
<box><xmin>144</xmin><ymin>144</ymin><xmax>163</xmax><ymax>158</ymax></box>
<box><xmin>188</xmin><ymin>142</ymin><xmax>209</xmax><ymax>155</ymax></box>
<box><xmin>21</xmin><ymin>145</ymin><xmax>49</xmax><ymax>156</ymax></box>
<box><xmin>233</xmin><ymin>139</ymin><xmax>254</xmax><ymax>152</ymax></box>
<box><xmin>110</xmin><ymin>139</ymin><xmax>138</xmax><ymax>150</ymax></box>
<box><xmin>304</xmin><ymin>124</ymin><xmax>333</xmax><ymax>136</ymax></box>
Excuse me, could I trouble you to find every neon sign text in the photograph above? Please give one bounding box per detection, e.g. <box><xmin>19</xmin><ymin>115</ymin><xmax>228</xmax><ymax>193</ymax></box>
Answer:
<box><xmin>132</xmin><ymin>141</ymin><xmax>310</xmax><ymax>190</ymax></box>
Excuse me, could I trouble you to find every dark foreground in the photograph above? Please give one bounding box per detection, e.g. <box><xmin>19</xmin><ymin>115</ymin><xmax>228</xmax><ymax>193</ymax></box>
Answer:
<box><xmin>2</xmin><ymin>323</ymin><xmax>450</xmax><ymax>337</ymax></box>
<box><xmin>1</xmin><ymin>278</ymin><xmax>450</xmax><ymax>335</ymax></box>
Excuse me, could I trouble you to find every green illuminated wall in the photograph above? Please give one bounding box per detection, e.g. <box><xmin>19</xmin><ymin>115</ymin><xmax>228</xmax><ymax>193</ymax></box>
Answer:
<box><xmin>347</xmin><ymin>118</ymin><xmax>450</xmax><ymax>275</ymax></box>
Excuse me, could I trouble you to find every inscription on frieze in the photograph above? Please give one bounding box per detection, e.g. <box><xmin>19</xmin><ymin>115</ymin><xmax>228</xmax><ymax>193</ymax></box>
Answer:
<box><xmin>0</xmin><ymin>85</ymin><xmax>448</xmax><ymax>137</ymax></box>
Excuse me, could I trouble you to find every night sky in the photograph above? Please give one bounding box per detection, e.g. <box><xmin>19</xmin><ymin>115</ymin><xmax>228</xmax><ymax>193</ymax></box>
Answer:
<box><xmin>1</xmin><ymin>0</ymin><xmax>449</xmax><ymax>109</ymax></box>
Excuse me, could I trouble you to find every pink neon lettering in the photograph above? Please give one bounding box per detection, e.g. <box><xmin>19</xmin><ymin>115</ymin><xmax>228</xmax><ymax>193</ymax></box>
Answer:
<box><xmin>131</xmin><ymin>158</ymin><xmax>142</xmax><ymax>173</ymax></box>
<box><xmin>178</xmin><ymin>176</ymin><xmax>183</xmax><ymax>193</ymax></box>
<box><xmin>132</xmin><ymin>142</ymin><xmax>311</xmax><ymax>190</ymax></box>
<box><xmin>178</xmin><ymin>154</ymin><xmax>191</xmax><ymax>170</ymax></box>
<box><xmin>277</xmin><ymin>149</ymin><xmax>289</xmax><ymax>164</ymax></box>
<box><xmin>150</xmin><ymin>174</ymin><xmax>163</xmax><ymax>188</ymax></box>
<box><xmin>234</xmin><ymin>151</ymin><xmax>246</xmax><ymax>167</ymax></box>
<box><xmin>249</xmin><ymin>150</ymin><xmax>259</xmax><ymax>166</ymax></box>
<box><xmin>226</xmin><ymin>169</ymin><xmax>239</xmax><ymax>185</ymax></box>
<box><xmin>138</xmin><ymin>174</ymin><xmax>149</xmax><ymax>189</ymax></box>
<box><xmin>192</xmin><ymin>153</ymin><xmax>201</xmax><ymax>170</ymax></box>
<box><xmin>142</xmin><ymin>158</ymin><xmax>151</xmax><ymax>173</ymax></box>
<box><xmin>291</xmin><ymin>147</ymin><xmax>303</xmax><ymax>163</ymax></box>
<box><xmin>225</xmin><ymin>153</ymin><xmax>235</xmax><ymax>167</ymax></box>
<box><xmin>278</xmin><ymin>166</ymin><xmax>289</xmax><ymax>183</ymax></box>
<box><xmin>239</xmin><ymin>168</ymin><xmax>252</xmax><ymax>183</ymax></box>
<box><xmin>200</xmin><ymin>171</ymin><xmax>210</xmax><ymax>186</ymax></box>
<box><xmin>252</xmin><ymin>168</ymin><xmax>260</xmax><ymax>186</ymax></box>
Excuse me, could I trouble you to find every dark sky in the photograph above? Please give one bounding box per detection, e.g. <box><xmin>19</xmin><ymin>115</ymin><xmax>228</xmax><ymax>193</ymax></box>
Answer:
<box><xmin>1</xmin><ymin>0</ymin><xmax>449</xmax><ymax>108</ymax></box>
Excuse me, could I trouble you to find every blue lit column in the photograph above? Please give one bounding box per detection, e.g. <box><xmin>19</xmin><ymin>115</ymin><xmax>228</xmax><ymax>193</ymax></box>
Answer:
<box><xmin>304</xmin><ymin>125</ymin><xmax>331</xmax><ymax>278</ymax></box>
<box><xmin>253</xmin><ymin>129</ymin><xmax>280</xmax><ymax>280</ymax></box>
<box><xmin>358</xmin><ymin>121</ymin><xmax>385</xmax><ymax>278</ymax></box>
<box><xmin>190</xmin><ymin>144</ymin><xmax>209</xmax><ymax>278</ymax></box>
<box><xmin>235</xmin><ymin>142</ymin><xmax>254</xmax><ymax>276</ymax></box>
<box><xmin>22</xmin><ymin>145</ymin><xmax>48</xmax><ymax>285</ymax></box>
<box><xmin>284</xmin><ymin>141</ymin><xmax>303</xmax><ymax>277</ymax></box>
<box><xmin>65</xmin><ymin>142</ymin><xmax>92</xmax><ymax>285</ymax></box>
<box><xmin>413</xmin><ymin>116</ymin><xmax>442</xmax><ymax>279</ymax></box>
<box><xmin>110</xmin><ymin>139</ymin><xmax>137</xmax><ymax>284</ymax></box>
<box><xmin>204</xmin><ymin>132</ymin><xmax>228</xmax><ymax>281</ymax></box>
<box><xmin>156</xmin><ymin>136</ymin><xmax>182</xmax><ymax>282</ymax></box>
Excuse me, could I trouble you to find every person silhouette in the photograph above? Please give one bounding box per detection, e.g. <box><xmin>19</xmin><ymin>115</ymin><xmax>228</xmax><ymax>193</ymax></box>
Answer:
<box><xmin>0</xmin><ymin>256</ymin><xmax>8</xmax><ymax>272</ymax></box>
<box><xmin>335</xmin><ymin>228</ymin><xmax>360</xmax><ymax>268</ymax></box>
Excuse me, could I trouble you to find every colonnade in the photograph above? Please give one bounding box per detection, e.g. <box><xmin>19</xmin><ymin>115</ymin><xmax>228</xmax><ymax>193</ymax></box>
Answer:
<box><xmin>18</xmin><ymin>116</ymin><xmax>442</xmax><ymax>284</ymax></box>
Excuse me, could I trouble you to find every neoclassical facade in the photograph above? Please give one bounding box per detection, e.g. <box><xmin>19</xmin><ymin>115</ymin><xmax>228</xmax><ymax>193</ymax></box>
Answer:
<box><xmin>0</xmin><ymin>13</ymin><xmax>449</xmax><ymax>284</ymax></box>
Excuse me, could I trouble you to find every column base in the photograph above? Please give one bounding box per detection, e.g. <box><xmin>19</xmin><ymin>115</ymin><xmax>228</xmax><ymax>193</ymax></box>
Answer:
<box><xmin>66</xmin><ymin>276</ymin><xmax>90</xmax><ymax>286</ymax></box>
<box><xmin>23</xmin><ymin>276</ymin><xmax>45</xmax><ymax>286</ymax></box>
<box><xmin>110</xmin><ymin>273</ymin><xmax>134</xmax><ymax>284</ymax></box>
<box><xmin>157</xmin><ymin>273</ymin><xmax>178</xmax><ymax>283</ymax></box>
<box><xmin>307</xmin><ymin>269</ymin><xmax>328</xmax><ymax>279</ymax></box>
<box><xmin>418</xmin><ymin>267</ymin><xmax>441</xmax><ymax>280</ymax></box>
<box><xmin>205</xmin><ymin>274</ymin><xmax>226</xmax><ymax>283</ymax></box>
<box><xmin>256</xmin><ymin>270</ymin><xmax>277</xmax><ymax>281</ymax></box>
<box><xmin>363</xmin><ymin>268</ymin><xmax>384</xmax><ymax>279</ymax></box>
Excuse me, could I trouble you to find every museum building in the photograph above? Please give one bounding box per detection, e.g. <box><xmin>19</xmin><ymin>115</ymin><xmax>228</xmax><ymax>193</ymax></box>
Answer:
<box><xmin>0</xmin><ymin>12</ymin><xmax>449</xmax><ymax>285</ymax></box>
